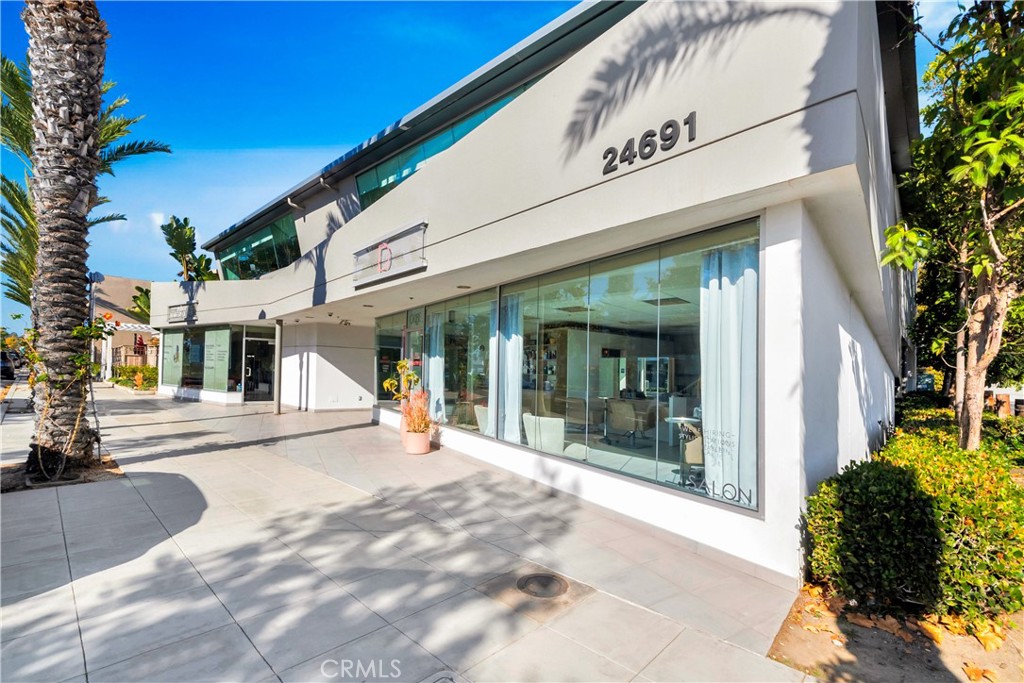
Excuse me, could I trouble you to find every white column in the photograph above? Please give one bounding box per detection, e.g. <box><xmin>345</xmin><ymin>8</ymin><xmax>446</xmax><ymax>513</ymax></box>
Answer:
<box><xmin>274</xmin><ymin>319</ymin><xmax>283</xmax><ymax>415</ymax></box>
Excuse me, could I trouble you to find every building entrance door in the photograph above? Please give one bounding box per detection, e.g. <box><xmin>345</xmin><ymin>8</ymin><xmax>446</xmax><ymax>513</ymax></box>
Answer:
<box><xmin>244</xmin><ymin>339</ymin><xmax>275</xmax><ymax>402</ymax></box>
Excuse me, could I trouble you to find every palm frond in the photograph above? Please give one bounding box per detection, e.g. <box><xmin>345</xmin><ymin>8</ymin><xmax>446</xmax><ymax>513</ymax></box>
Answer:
<box><xmin>87</xmin><ymin>212</ymin><xmax>127</xmax><ymax>227</ymax></box>
<box><xmin>0</xmin><ymin>55</ymin><xmax>34</xmax><ymax>168</ymax></box>
<box><xmin>100</xmin><ymin>94</ymin><xmax>130</xmax><ymax>123</ymax></box>
<box><xmin>0</xmin><ymin>173</ymin><xmax>36</xmax><ymax>308</ymax></box>
<box><xmin>100</xmin><ymin>139</ymin><xmax>172</xmax><ymax>174</ymax></box>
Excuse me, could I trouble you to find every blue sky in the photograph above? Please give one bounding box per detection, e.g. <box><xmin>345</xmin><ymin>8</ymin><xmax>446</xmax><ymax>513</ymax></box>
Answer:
<box><xmin>1</xmin><ymin>0</ymin><xmax>957</xmax><ymax>332</ymax></box>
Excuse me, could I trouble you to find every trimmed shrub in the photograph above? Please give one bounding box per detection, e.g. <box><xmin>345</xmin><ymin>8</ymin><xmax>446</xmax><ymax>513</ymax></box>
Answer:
<box><xmin>111</xmin><ymin>365</ymin><xmax>158</xmax><ymax>388</ymax></box>
<box><xmin>806</xmin><ymin>399</ymin><xmax>1024</xmax><ymax>625</ymax></box>
<box><xmin>806</xmin><ymin>460</ymin><xmax>943</xmax><ymax>614</ymax></box>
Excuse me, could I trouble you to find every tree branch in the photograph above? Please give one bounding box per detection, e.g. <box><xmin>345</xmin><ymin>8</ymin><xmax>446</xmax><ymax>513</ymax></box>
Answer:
<box><xmin>988</xmin><ymin>195</ymin><xmax>1024</xmax><ymax>224</ymax></box>
<box><xmin>980</xmin><ymin>191</ymin><xmax>1008</xmax><ymax>264</ymax></box>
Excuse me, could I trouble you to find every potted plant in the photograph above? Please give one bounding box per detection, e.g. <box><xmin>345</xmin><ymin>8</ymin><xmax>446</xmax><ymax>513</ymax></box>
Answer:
<box><xmin>381</xmin><ymin>359</ymin><xmax>419</xmax><ymax>445</ymax></box>
<box><xmin>402</xmin><ymin>388</ymin><xmax>434</xmax><ymax>455</ymax></box>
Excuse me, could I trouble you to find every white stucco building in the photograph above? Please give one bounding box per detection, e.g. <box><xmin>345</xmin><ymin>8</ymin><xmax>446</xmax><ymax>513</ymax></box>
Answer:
<box><xmin>151</xmin><ymin>0</ymin><xmax>918</xmax><ymax>587</ymax></box>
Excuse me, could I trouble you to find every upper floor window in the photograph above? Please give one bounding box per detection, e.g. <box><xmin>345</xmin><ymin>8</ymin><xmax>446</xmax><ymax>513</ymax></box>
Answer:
<box><xmin>218</xmin><ymin>215</ymin><xmax>301</xmax><ymax>280</ymax></box>
<box><xmin>356</xmin><ymin>86</ymin><xmax>527</xmax><ymax>209</ymax></box>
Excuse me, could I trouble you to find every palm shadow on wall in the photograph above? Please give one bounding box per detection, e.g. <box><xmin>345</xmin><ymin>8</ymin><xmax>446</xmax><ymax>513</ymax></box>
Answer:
<box><xmin>299</xmin><ymin>210</ymin><xmax>342</xmax><ymax>308</ymax></box>
<box><xmin>561</xmin><ymin>1</ymin><xmax>826</xmax><ymax>162</ymax></box>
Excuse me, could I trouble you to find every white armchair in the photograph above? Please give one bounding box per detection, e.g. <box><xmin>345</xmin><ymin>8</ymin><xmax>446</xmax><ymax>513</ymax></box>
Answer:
<box><xmin>522</xmin><ymin>412</ymin><xmax>565</xmax><ymax>455</ymax></box>
<box><xmin>474</xmin><ymin>405</ymin><xmax>493</xmax><ymax>437</ymax></box>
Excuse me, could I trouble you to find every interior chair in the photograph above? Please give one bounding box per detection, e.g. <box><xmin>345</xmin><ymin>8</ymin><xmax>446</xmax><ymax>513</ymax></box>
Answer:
<box><xmin>474</xmin><ymin>405</ymin><xmax>493</xmax><ymax>437</ymax></box>
<box><xmin>522</xmin><ymin>412</ymin><xmax>565</xmax><ymax>455</ymax></box>
<box><xmin>562</xmin><ymin>396</ymin><xmax>588</xmax><ymax>432</ymax></box>
<box><xmin>607</xmin><ymin>399</ymin><xmax>646</xmax><ymax>447</ymax></box>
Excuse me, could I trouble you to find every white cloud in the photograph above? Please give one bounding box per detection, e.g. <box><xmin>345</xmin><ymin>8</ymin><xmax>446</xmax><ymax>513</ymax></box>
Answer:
<box><xmin>107</xmin><ymin>218</ymin><xmax>133</xmax><ymax>234</ymax></box>
<box><xmin>148</xmin><ymin>212</ymin><xmax>165</xmax><ymax>235</ymax></box>
<box><xmin>917</xmin><ymin>1</ymin><xmax>960</xmax><ymax>38</ymax></box>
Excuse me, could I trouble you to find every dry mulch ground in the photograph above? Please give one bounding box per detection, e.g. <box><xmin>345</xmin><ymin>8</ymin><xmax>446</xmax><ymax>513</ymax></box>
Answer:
<box><xmin>0</xmin><ymin>455</ymin><xmax>124</xmax><ymax>493</ymax></box>
<box><xmin>768</xmin><ymin>586</ymin><xmax>1024</xmax><ymax>683</ymax></box>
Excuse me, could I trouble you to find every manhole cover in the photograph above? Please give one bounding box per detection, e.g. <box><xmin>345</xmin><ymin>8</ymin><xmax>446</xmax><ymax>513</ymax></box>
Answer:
<box><xmin>516</xmin><ymin>572</ymin><xmax>569</xmax><ymax>598</ymax></box>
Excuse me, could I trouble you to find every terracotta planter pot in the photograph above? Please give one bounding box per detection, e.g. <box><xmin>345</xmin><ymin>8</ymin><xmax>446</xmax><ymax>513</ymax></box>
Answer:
<box><xmin>404</xmin><ymin>430</ymin><xmax>431</xmax><ymax>455</ymax></box>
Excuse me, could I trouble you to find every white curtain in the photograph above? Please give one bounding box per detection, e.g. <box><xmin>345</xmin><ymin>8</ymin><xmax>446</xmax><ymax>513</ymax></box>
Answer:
<box><xmin>699</xmin><ymin>242</ymin><xmax>758</xmax><ymax>507</ymax></box>
<box><xmin>426</xmin><ymin>311</ymin><xmax>446</xmax><ymax>422</ymax></box>
<box><xmin>485</xmin><ymin>300</ymin><xmax>499</xmax><ymax>437</ymax></box>
<box><xmin>499</xmin><ymin>293</ymin><xmax>523</xmax><ymax>443</ymax></box>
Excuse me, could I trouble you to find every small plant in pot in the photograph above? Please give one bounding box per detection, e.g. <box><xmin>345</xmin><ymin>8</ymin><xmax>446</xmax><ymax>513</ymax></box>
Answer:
<box><xmin>381</xmin><ymin>359</ymin><xmax>419</xmax><ymax>445</ymax></box>
<box><xmin>402</xmin><ymin>388</ymin><xmax>434</xmax><ymax>455</ymax></box>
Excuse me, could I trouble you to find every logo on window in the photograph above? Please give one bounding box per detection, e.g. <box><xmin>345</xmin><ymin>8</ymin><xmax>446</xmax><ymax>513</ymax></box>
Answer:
<box><xmin>377</xmin><ymin>242</ymin><xmax>393</xmax><ymax>273</ymax></box>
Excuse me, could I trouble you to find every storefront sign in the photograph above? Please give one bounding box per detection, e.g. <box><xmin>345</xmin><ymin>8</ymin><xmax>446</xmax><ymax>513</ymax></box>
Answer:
<box><xmin>167</xmin><ymin>303</ymin><xmax>197</xmax><ymax>324</ymax></box>
<box><xmin>353</xmin><ymin>222</ymin><xmax>428</xmax><ymax>288</ymax></box>
<box><xmin>602</xmin><ymin>112</ymin><xmax>697</xmax><ymax>176</ymax></box>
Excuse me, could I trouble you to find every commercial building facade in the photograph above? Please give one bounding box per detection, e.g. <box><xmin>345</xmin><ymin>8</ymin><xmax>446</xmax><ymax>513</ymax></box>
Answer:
<box><xmin>151</xmin><ymin>1</ymin><xmax>918</xmax><ymax>586</ymax></box>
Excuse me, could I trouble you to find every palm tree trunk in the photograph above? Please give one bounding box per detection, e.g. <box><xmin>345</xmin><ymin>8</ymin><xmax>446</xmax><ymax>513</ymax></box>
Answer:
<box><xmin>23</xmin><ymin>0</ymin><xmax>108</xmax><ymax>473</ymax></box>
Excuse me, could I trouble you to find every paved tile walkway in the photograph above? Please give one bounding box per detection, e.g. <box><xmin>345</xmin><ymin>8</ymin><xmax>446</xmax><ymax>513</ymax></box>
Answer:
<box><xmin>1</xmin><ymin>388</ymin><xmax>808</xmax><ymax>682</ymax></box>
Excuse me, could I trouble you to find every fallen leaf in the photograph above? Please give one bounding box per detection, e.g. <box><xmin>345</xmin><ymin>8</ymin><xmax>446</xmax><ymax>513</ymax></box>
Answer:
<box><xmin>919</xmin><ymin>621</ymin><xmax>944</xmax><ymax>645</ymax></box>
<box><xmin>831</xmin><ymin>637</ymin><xmax>844</xmax><ymax>647</ymax></box>
<box><xmin>845</xmin><ymin>613</ymin><xmax>875</xmax><ymax>629</ymax></box>
<box><xmin>874</xmin><ymin>615</ymin><xmax>902</xmax><ymax>635</ymax></box>
<box><xmin>806</xmin><ymin>585</ymin><xmax>823</xmax><ymax>598</ymax></box>
<box><xmin>975</xmin><ymin>630</ymin><xmax>1003</xmax><ymax>652</ymax></box>
<box><xmin>803</xmin><ymin>625</ymin><xmax>822</xmax><ymax>634</ymax></box>
<box><xmin>982</xmin><ymin>670</ymin><xmax>998</xmax><ymax>682</ymax></box>
<box><xmin>964</xmin><ymin>663</ymin><xmax>985</xmax><ymax>681</ymax></box>
<box><xmin>941</xmin><ymin>614</ymin><xmax>969</xmax><ymax>635</ymax></box>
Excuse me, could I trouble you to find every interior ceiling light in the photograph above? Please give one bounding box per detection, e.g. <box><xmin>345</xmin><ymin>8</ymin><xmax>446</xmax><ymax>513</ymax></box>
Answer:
<box><xmin>362</xmin><ymin>304</ymin><xmax>374</xmax><ymax>308</ymax></box>
<box><xmin>557</xmin><ymin>306</ymin><xmax>588</xmax><ymax>313</ymax></box>
<box><xmin>643</xmin><ymin>297</ymin><xmax>690</xmax><ymax>306</ymax></box>
<box><xmin>456</xmin><ymin>285</ymin><xmax>471</xmax><ymax>289</ymax></box>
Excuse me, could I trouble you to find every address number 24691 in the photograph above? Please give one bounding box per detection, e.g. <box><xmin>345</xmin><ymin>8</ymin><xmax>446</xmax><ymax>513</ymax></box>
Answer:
<box><xmin>602</xmin><ymin>111</ymin><xmax>696</xmax><ymax>176</ymax></box>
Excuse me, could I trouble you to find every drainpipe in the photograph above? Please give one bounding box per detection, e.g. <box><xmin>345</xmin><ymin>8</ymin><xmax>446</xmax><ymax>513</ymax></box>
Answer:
<box><xmin>274</xmin><ymin>319</ymin><xmax>283</xmax><ymax>415</ymax></box>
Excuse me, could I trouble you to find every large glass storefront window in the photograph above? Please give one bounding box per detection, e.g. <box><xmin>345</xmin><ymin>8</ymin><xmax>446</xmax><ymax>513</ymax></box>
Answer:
<box><xmin>161</xmin><ymin>325</ymin><xmax>269</xmax><ymax>397</ymax></box>
<box><xmin>422</xmin><ymin>291</ymin><xmax>497</xmax><ymax>431</ymax></box>
<box><xmin>162</xmin><ymin>330</ymin><xmax>183</xmax><ymax>386</ymax></box>
<box><xmin>375</xmin><ymin>313</ymin><xmax>405</xmax><ymax>401</ymax></box>
<box><xmin>374</xmin><ymin>219</ymin><xmax>759</xmax><ymax>509</ymax></box>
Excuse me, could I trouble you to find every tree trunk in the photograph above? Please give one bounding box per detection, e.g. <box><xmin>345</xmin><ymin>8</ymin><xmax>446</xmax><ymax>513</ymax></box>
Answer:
<box><xmin>958</xmin><ymin>271</ymin><xmax>1012</xmax><ymax>450</ymax></box>
<box><xmin>24</xmin><ymin>0</ymin><xmax>108</xmax><ymax>474</ymax></box>
<box><xmin>954</xmin><ymin>249</ymin><xmax>968</xmax><ymax>420</ymax></box>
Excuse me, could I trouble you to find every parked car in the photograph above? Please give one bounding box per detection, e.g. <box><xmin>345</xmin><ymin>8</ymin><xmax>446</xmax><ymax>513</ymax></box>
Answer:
<box><xmin>6</xmin><ymin>350</ymin><xmax>22</xmax><ymax>368</ymax></box>
<box><xmin>0</xmin><ymin>352</ymin><xmax>14</xmax><ymax>380</ymax></box>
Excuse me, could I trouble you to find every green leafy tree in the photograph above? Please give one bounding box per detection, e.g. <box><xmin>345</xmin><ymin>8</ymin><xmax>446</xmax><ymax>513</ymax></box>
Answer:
<box><xmin>160</xmin><ymin>215</ymin><xmax>219</xmax><ymax>282</ymax></box>
<box><xmin>883</xmin><ymin>2</ymin><xmax>1024</xmax><ymax>449</ymax></box>
<box><xmin>128</xmin><ymin>285</ymin><xmax>151</xmax><ymax>324</ymax></box>
<box><xmin>0</xmin><ymin>53</ymin><xmax>170</xmax><ymax>306</ymax></box>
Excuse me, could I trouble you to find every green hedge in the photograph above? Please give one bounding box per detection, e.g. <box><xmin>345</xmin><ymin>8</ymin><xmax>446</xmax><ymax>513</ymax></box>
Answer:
<box><xmin>112</xmin><ymin>365</ymin><xmax>158</xmax><ymax>389</ymax></box>
<box><xmin>806</xmin><ymin>399</ymin><xmax>1024</xmax><ymax>625</ymax></box>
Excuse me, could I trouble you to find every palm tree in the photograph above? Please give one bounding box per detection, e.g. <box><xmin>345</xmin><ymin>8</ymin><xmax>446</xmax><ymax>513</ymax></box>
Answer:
<box><xmin>0</xmin><ymin>53</ymin><xmax>169</xmax><ymax>307</ymax></box>
<box><xmin>128</xmin><ymin>286</ymin><xmax>150</xmax><ymax>324</ymax></box>
<box><xmin>161</xmin><ymin>215</ymin><xmax>219</xmax><ymax>281</ymax></box>
<box><xmin>23</xmin><ymin>0</ymin><xmax>109</xmax><ymax>471</ymax></box>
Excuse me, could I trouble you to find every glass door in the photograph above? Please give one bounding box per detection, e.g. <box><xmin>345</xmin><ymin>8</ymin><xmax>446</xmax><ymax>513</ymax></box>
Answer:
<box><xmin>244</xmin><ymin>339</ymin><xmax>275</xmax><ymax>402</ymax></box>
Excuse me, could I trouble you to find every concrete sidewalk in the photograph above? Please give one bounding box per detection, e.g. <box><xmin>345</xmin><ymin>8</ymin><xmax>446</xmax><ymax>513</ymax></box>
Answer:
<box><xmin>0</xmin><ymin>388</ymin><xmax>807</xmax><ymax>682</ymax></box>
